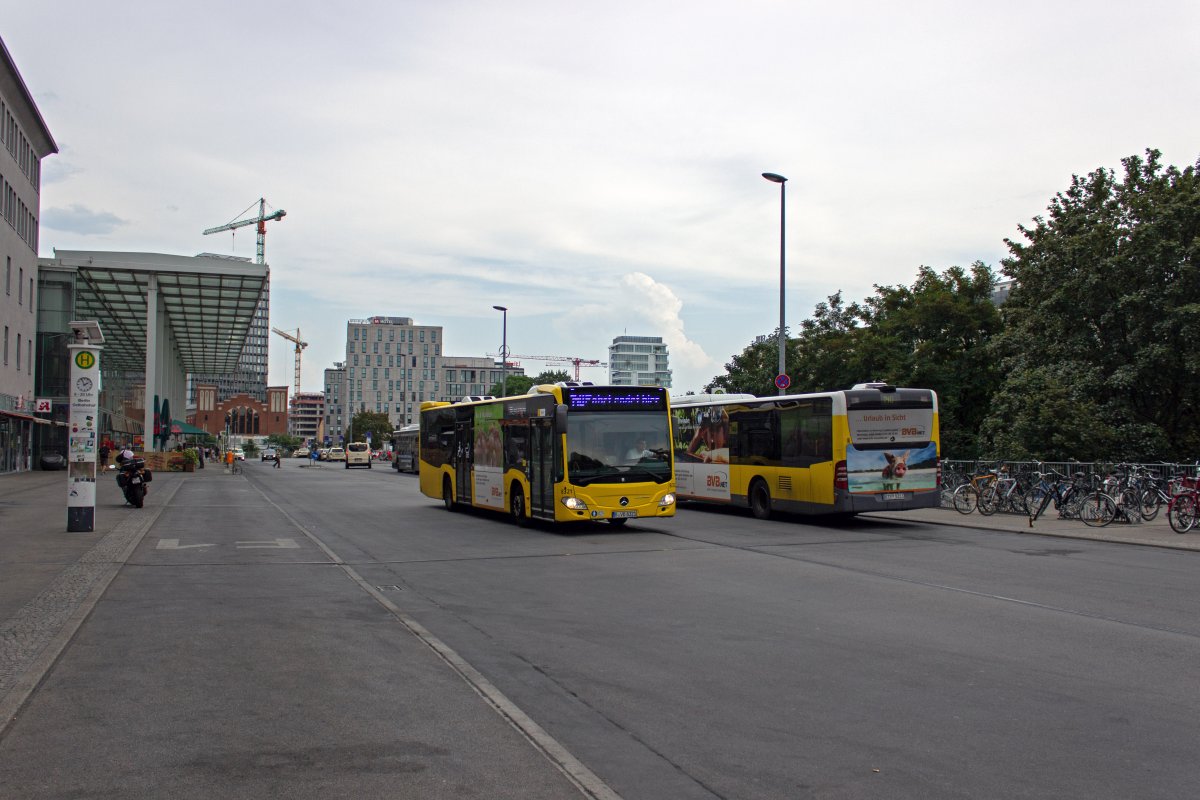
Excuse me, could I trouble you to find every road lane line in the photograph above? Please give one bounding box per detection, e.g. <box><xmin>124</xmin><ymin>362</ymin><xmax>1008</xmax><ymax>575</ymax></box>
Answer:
<box><xmin>245</xmin><ymin>476</ymin><xmax>623</xmax><ymax>800</ymax></box>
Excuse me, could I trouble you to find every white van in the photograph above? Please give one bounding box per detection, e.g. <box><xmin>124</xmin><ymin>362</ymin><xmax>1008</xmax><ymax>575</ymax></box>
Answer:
<box><xmin>345</xmin><ymin>441</ymin><xmax>372</xmax><ymax>469</ymax></box>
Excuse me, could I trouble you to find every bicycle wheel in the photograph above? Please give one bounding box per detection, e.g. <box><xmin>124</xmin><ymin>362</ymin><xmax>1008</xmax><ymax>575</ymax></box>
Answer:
<box><xmin>977</xmin><ymin>485</ymin><xmax>999</xmax><ymax>516</ymax></box>
<box><xmin>1079</xmin><ymin>493</ymin><xmax>1116</xmax><ymax>527</ymax></box>
<box><xmin>1167</xmin><ymin>495</ymin><xmax>1196</xmax><ymax>534</ymax></box>
<box><xmin>1026</xmin><ymin>486</ymin><xmax>1049</xmax><ymax>523</ymax></box>
<box><xmin>953</xmin><ymin>485</ymin><xmax>978</xmax><ymax>514</ymax></box>
<box><xmin>1139</xmin><ymin>489</ymin><xmax>1162</xmax><ymax>521</ymax></box>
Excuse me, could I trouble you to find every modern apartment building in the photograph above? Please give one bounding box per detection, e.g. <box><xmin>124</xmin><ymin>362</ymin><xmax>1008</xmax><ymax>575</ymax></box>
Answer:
<box><xmin>608</xmin><ymin>335</ymin><xmax>671</xmax><ymax>387</ymax></box>
<box><xmin>343</xmin><ymin>316</ymin><xmax>444</xmax><ymax>430</ymax></box>
<box><xmin>440</xmin><ymin>355</ymin><xmax>514</xmax><ymax>401</ymax></box>
<box><xmin>323</xmin><ymin>362</ymin><xmax>345</xmax><ymax>440</ymax></box>
<box><xmin>0</xmin><ymin>35</ymin><xmax>57</xmax><ymax>472</ymax></box>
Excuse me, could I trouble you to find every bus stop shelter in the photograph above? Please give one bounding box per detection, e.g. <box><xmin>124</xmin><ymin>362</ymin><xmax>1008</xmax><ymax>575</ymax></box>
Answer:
<box><xmin>44</xmin><ymin>250</ymin><xmax>269</xmax><ymax>452</ymax></box>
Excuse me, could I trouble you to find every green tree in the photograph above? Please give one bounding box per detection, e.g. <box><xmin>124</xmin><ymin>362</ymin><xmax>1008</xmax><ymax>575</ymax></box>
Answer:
<box><xmin>348</xmin><ymin>411</ymin><xmax>392</xmax><ymax>446</ymax></box>
<box><xmin>487</xmin><ymin>370</ymin><xmax>570</xmax><ymax>396</ymax></box>
<box><xmin>984</xmin><ymin>149</ymin><xmax>1200</xmax><ymax>460</ymax></box>
<box><xmin>265</xmin><ymin>433</ymin><xmax>303</xmax><ymax>451</ymax></box>
<box><xmin>708</xmin><ymin>266</ymin><xmax>1003</xmax><ymax>457</ymax></box>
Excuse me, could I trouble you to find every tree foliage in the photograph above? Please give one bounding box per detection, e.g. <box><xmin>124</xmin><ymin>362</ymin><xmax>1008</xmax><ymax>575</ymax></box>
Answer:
<box><xmin>705</xmin><ymin>150</ymin><xmax>1200</xmax><ymax>460</ymax></box>
<box><xmin>708</xmin><ymin>265</ymin><xmax>1002</xmax><ymax>457</ymax></box>
<box><xmin>984</xmin><ymin>149</ymin><xmax>1200</xmax><ymax>460</ymax></box>
<box><xmin>349</xmin><ymin>411</ymin><xmax>392</xmax><ymax>445</ymax></box>
<box><xmin>488</xmin><ymin>370</ymin><xmax>572</xmax><ymax>397</ymax></box>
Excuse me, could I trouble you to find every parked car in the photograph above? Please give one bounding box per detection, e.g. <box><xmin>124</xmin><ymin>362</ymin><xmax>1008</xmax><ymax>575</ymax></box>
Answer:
<box><xmin>327</xmin><ymin>447</ymin><xmax>346</xmax><ymax>462</ymax></box>
<box><xmin>294</xmin><ymin>447</ymin><xmax>310</xmax><ymax>458</ymax></box>
<box><xmin>40</xmin><ymin>452</ymin><xmax>67</xmax><ymax>470</ymax></box>
<box><xmin>232</xmin><ymin>447</ymin><xmax>246</xmax><ymax>461</ymax></box>
<box><xmin>261</xmin><ymin>448</ymin><xmax>277</xmax><ymax>461</ymax></box>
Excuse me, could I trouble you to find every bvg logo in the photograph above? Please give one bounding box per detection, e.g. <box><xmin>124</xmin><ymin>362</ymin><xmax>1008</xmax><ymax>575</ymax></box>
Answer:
<box><xmin>900</xmin><ymin>427</ymin><xmax>921</xmax><ymax>436</ymax></box>
<box><xmin>706</xmin><ymin>472</ymin><xmax>729</xmax><ymax>489</ymax></box>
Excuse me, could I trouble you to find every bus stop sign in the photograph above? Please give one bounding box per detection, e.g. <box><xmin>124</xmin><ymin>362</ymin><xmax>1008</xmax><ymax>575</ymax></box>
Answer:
<box><xmin>775</xmin><ymin>374</ymin><xmax>791</xmax><ymax>390</ymax></box>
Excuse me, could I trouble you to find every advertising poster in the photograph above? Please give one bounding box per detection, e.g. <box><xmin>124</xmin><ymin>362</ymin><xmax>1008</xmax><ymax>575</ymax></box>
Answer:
<box><xmin>473</xmin><ymin>404</ymin><xmax>504</xmax><ymax>509</ymax></box>
<box><xmin>845</xmin><ymin>442</ymin><xmax>938</xmax><ymax>495</ymax></box>
<box><xmin>673</xmin><ymin>407</ymin><xmax>732</xmax><ymax>501</ymax></box>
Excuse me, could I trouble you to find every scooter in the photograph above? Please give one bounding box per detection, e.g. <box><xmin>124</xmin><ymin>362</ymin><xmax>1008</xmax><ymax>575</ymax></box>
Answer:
<box><xmin>116</xmin><ymin>457</ymin><xmax>153</xmax><ymax>508</ymax></box>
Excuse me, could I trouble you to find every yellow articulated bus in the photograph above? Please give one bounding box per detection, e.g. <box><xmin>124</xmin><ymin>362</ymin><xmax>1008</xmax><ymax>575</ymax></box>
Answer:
<box><xmin>419</xmin><ymin>384</ymin><xmax>677</xmax><ymax>526</ymax></box>
<box><xmin>671</xmin><ymin>383</ymin><xmax>940</xmax><ymax>519</ymax></box>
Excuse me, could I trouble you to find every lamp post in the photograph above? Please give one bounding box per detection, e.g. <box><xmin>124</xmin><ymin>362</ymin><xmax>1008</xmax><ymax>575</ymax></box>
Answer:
<box><xmin>762</xmin><ymin>172</ymin><xmax>788</xmax><ymax>394</ymax></box>
<box><xmin>493</xmin><ymin>305</ymin><xmax>508</xmax><ymax>397</ymax></box>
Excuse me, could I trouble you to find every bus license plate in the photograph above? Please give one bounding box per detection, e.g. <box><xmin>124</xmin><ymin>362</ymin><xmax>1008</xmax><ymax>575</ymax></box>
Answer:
<box><xmin>883</xmin><ymin>492</ymin><xmax>907</xmax><ymax>501</ymax></box>
<box><xmin>612</xmin><ymin>510</ymin><xmax>638</xmax><ymax>518</ymax></box>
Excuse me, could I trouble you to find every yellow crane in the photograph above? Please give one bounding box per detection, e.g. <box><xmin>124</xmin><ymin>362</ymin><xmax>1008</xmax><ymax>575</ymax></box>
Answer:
<box><xmin>272</xmin><ymin>327</ymin><xmax>308</xmax><ymax>398</ymax></box>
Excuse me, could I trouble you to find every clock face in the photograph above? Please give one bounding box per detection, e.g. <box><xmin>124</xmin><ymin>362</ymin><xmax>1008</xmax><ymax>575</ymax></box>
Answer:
<box><xmin>76</xmin><ymin>377</ymin><xmax>94</xmax><ymax>393</ymax></box>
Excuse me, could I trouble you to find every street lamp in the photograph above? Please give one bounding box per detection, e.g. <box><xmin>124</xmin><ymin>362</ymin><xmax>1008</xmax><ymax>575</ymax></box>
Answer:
<box><xmin>762</xmin><ymin>172</ymin><xmax>788</xmax><ymax>395</ymax></box>
<box><xmin>493</xmin><ymin>305</ymin><xmax>508</xmax><ymax>397</ymax></box>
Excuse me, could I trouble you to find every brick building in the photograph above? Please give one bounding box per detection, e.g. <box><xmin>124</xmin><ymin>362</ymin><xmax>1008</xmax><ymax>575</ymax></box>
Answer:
<box><xmin>191</xmin><ymin>383</ymin><xmax>289</xmax><ymax>438</ymax></box>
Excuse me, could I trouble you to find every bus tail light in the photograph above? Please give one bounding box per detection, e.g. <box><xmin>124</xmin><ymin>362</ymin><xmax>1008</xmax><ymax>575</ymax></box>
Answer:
<box><xmin>834</xmin><ymin>460</ymin><xmax>848</xmax><ymax>491</ymax></box>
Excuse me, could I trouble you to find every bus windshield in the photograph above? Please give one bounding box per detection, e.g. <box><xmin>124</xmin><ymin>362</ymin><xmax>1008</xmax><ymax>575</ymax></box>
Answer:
<box><xmin>565</xmin><ymin>411</ymin><xmax>673</xmax><ymax>485</ymax></box>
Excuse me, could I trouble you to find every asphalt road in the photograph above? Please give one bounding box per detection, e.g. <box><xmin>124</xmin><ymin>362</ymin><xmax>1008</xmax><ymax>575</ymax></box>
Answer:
<box><xmin>2</xmin><ymin>459</ymin><xmax>1197</xmax><ymax>799</ymax></box>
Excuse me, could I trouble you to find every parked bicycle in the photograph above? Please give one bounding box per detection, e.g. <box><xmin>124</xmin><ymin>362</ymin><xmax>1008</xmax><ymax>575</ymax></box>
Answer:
<box><xmin>1167</xmin><ymin>474</ymin><xmax>1198</xmax><ymax>534</ymax></box>
<box><xmin>952</xmin><ymin>466</ymin><xmax>999</xmax><ymax>514</ymax></box>
<box><xmin>1026</xmin><ymin>470</ymin><xmax>1089</xmax><ymax>525</ymax></box>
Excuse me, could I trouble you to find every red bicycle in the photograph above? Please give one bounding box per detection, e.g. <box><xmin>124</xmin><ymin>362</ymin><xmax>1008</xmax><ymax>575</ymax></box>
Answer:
<box><xmin>1167</xmin><ymin>475</ymin><xmax>1198</xmax><ymax>534</ymax></box>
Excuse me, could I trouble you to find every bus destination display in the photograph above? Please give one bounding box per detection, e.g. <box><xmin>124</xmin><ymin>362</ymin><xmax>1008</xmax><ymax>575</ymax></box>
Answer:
<box><xmin>564</xmin><ymin>388</ymin><xmax>666</xmax><ymax>411</ymax></box>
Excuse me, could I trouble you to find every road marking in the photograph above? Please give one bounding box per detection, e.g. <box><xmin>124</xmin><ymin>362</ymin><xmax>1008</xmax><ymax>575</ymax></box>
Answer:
<box><xmin>156</xmin><ymin>539</ymin><xmax>215</xmax><ymax>550</ymax></box>
<box><xmin>235</xmin><ymin>538</ymin><xmax>300</xmax><ymax>549</ymax></box>
<box><xmin>244</xmin><ymin>482</ymin><xmax>623</xmax><ymax>800</ymax></box>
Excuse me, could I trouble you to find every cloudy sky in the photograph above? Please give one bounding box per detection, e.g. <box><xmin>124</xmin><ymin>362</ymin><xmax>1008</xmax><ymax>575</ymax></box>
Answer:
<box><xmin>7</xmin><ymin>1</ymin><xmax>1198</xmax><ymax>393</ymax></box>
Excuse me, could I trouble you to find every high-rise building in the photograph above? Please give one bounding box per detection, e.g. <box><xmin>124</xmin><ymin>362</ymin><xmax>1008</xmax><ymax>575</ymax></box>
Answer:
<box><xmin>343</xmin><ymin>316</ymin><xmax>444</xmax><ymax>430</ymax></box>
<box><xmin>439</xmin><ymin>355</ymin><xmax>515</xmax><ymax>401</ymax></box>
<box><xmin>608</xmin><ymin>336</ymin><xmax>671</xmax><ymax>387</ymax></box>
<box><xmin>323</xmin><ymin>362</ymin><xmax>345</xmax><ymax>439</ymax></box>
<box><xmin>189</xmin><ymin>255</ymin><xmax>269</xmax><ymax>404</ymax></box>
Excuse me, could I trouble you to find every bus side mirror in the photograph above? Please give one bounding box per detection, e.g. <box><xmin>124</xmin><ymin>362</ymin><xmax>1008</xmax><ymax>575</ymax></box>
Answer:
<box><xmin>555</xmin><ymin>404</ymin><xmax>568</xmax><ymax>432</ymax></box>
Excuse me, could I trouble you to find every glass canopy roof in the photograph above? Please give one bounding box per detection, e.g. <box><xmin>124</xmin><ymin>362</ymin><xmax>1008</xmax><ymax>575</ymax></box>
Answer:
<box><xmin>50</xmin><ymin>251</ymin><xmax>269</xmax><ymax>374</ymax></box>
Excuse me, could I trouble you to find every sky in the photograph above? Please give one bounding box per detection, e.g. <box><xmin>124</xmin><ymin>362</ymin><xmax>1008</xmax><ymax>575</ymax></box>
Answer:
<box><xmin>6</xmin><ymin>1</ymin><xmax>1199</xmax><ymax>394</ymax></box>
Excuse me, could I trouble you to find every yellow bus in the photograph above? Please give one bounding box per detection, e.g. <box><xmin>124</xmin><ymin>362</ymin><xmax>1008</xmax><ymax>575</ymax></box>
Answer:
<box><xmin>671</xmin><ymin>383</ymin><xmax>940</xmax><ymax>518</ymax></box>
<box><xmin>419</xmin><ymin>384</ymin><xmax>677</xmax><ymax>526</ymax></box>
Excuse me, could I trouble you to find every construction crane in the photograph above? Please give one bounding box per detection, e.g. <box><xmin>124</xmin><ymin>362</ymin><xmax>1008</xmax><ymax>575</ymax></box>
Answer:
<box><xmin>272</xmin><ymin>327</ymin><xmax>308</xmax><ymax>398</ymax></box>
<box><xmin>202</xmin><ymin>197</ymin><xmax>286</xmax><ymax>264</ymax></box>
<box><xmin>488</xmin><ymin>353</ymin><xmax>608</xmax><ymax>382</ymax></box>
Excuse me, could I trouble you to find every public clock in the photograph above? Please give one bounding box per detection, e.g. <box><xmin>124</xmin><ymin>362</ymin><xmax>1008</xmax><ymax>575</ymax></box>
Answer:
<box><xmin>76</xmin><ymin>376</ymin><xmax>94</xmax><ymax>393</ymax></box>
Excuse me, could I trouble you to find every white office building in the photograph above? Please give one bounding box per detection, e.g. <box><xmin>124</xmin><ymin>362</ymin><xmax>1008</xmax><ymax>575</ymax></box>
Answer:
<box><xmin>608</xmin><ymin>335</ymin><xmax>671</xmax><ymax>387</ymax></box>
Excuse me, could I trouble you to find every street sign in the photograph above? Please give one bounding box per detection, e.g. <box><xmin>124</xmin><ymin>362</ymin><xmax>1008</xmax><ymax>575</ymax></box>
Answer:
<box><xmin>775</xmin><ymin>374</ymin><xmax>791</xmax><ymax>390</ymax></box>
<box><xmin>35</xmin><ymin>398</ymin><xmax>53</xmax><ymax>413</ymax></box>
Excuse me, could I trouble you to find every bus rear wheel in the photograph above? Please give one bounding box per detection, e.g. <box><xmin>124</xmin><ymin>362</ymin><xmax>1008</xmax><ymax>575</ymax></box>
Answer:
<box><xmin>749</xmin><ymin>479</ymin><xmax>772</xmax><ymax>520</ymax></box>
<box><xmin>442</xmin><ymin>478</ymin><xmax>455</xmax><ymax>512</ymax></box>
<box><xmin>510</xmin><ymin>484</ymin><xmax>530</xmax><ymax>527</ymax></box>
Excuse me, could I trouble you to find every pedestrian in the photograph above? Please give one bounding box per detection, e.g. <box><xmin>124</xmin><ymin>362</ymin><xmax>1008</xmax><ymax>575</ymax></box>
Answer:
<box><xmin>197</xmin><ymin>444</ymin><xmax>205</xmax><ymax>469</ymax></box>
<box><xmin>98</xmin><ymin>443</ymin><xmax>110</xmax><ymax>468</ymax></box>
<box><xmin>274</xmin><ymin>451</ymin><xmax>281</xmax><ymax>469</ymax></box>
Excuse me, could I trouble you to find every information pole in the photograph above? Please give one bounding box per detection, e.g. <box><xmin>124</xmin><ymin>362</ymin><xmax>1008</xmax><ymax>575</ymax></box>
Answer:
<box><xmin>66</xmin><ymin>321</ymin><xmax>104</xmax><ymax>533</ymax></box>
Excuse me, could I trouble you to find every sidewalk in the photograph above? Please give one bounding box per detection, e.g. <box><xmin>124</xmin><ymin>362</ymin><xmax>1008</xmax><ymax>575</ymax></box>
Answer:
<box><xmin>870</xmin><ymin>502</ymin><xmax>1200</xmax><ymax>551</ymax></box>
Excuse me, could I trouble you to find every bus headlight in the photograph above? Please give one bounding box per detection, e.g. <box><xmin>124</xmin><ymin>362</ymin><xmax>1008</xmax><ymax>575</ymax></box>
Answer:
<box><xmin>659</xmin><ymin>493</ymin><xmax>676</xmax><ymax>507</ymax></box>
<box><xmin>562</xmin><ymin>497</ymin><xmax>589</xmax><ymax>510</ymax></box>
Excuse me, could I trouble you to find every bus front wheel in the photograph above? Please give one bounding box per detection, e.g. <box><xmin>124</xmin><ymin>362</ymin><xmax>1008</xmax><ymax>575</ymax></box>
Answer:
<box><xmin>749</xmin><ymin>479</ymin><xmax>772</xmax><ymax>520</ymax></box>
<box><xmin>442</xmin><ymin>478</ymin><xmax>455</xmax><ymax>512</ymax></box>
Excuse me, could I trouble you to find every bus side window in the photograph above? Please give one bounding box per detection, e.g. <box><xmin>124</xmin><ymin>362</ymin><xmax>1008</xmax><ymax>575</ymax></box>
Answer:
<box><xmin>504</xmin><ymin>422</ymin><xmax>528</xmax><ymax>469</ymax></box>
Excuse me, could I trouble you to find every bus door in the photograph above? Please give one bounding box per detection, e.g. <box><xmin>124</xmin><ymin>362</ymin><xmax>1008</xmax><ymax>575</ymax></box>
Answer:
<box><xmin>529</xmin><ymin>418</ymin><xmax>555</xmax><ymax>517</ymax></box>
<box><xmin>455</xmin><ymin>420</ymin><xmax>472</xmax><ymax>504</ymax></box>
